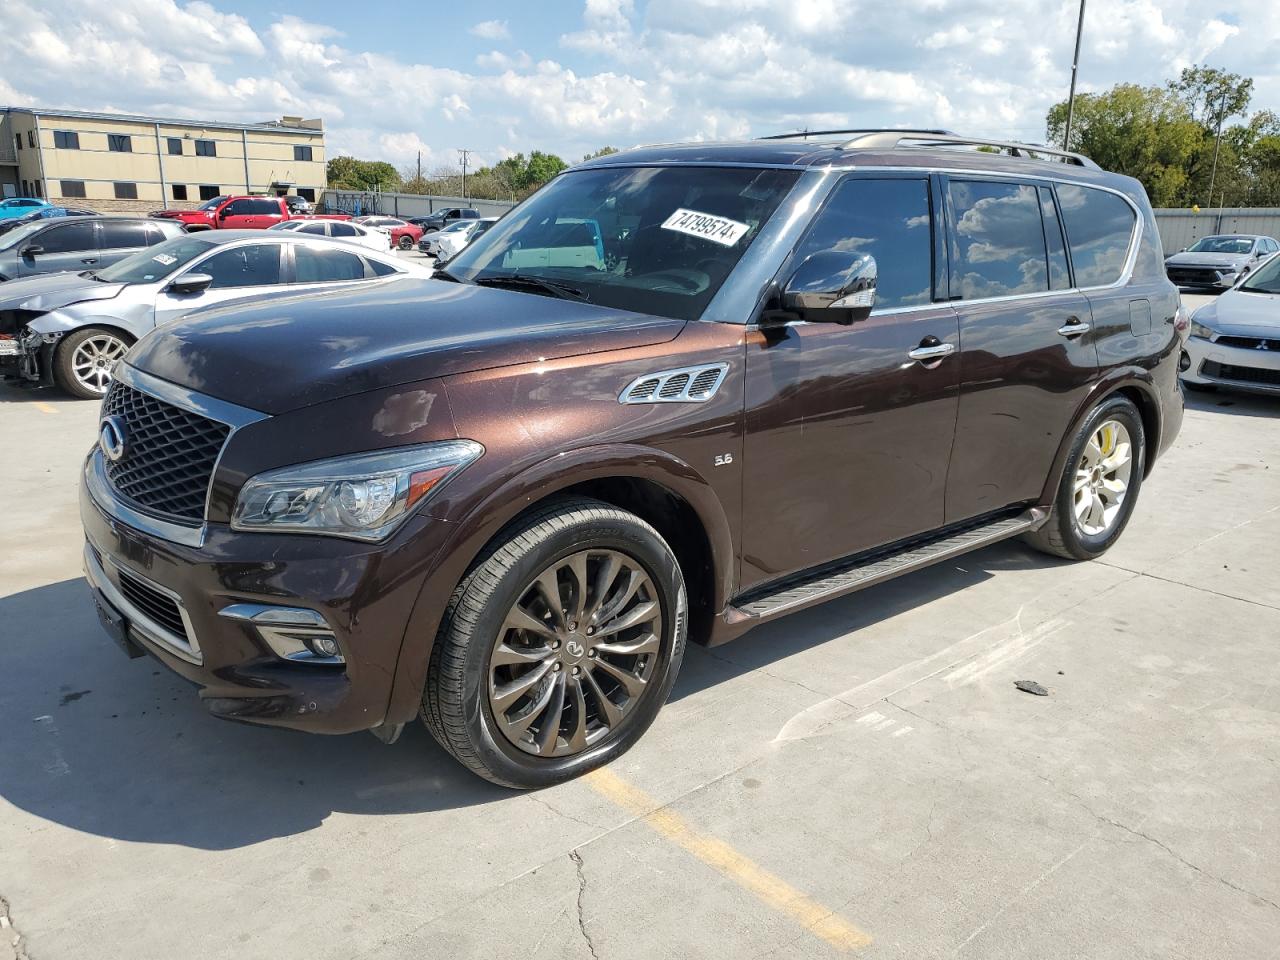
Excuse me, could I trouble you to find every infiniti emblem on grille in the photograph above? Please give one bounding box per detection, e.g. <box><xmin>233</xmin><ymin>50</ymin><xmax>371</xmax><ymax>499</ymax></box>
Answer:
<box><xmin>99</xmin><ymin>415</ymin><xmax>128</xmax><ymax>462</ymax></box>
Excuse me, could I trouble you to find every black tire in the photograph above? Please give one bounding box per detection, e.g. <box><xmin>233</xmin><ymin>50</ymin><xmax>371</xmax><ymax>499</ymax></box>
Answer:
<box><xmin>398</xmin><ymin>235</ymin><xmax>414</xmax><ymax>250</ymax></box>
<box><xmin>1024</xmin><ymin>395</ymin><xmax>1146</xmax><ymax>561</ymax></box>
<box><xmin>53</xmin><ymin>326</ymin><xmax>133</xmax><ymax>400</ymax></box>
<box><xmin>422</xmin><ymin>497</ymin><xmax>687</xmax><ymax>789</ymax></box>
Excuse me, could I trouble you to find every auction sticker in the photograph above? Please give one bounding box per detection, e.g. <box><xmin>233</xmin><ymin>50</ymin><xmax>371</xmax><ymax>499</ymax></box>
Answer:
<box><xmin>661</xmin><ymin>208</ymin><xmax>750</xmax><ymax>247</ymax></box>
<box><xmin>152</xmin><ymin>254</ymin><xmax>177</xmax><ymax>265</ymax></box>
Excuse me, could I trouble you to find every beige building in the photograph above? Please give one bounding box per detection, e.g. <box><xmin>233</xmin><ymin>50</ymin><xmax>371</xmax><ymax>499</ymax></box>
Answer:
<box><xmin>0</xmin><ymin>107</ymin><xmax>326</xmax><ymax>213</ymax></box>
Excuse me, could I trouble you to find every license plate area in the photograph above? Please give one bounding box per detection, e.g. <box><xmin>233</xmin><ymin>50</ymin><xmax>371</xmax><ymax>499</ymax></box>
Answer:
<box><xmin>94</xmin><ymin>589</ymin><xmax>146</xmax><ymax>659</ymax></box>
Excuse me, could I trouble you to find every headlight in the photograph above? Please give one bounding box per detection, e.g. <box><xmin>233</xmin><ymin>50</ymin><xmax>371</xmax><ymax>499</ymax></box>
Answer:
<box><xmin>231</xmin><ymin>440</ymin><xmax>482</xmax><ymax>541</ymax></box>
<box><xmin>1189</xmin><ymin>319</ymin><xmax>1216</xmax><ymax>340</ymax></box>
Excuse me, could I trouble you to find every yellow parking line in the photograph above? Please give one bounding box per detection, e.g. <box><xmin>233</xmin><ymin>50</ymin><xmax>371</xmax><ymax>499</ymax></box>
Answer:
<box><xmin>33</xmin><ymin>401</ymin><xmax>59</xmax><ymax>414</ymax></box>
<box><xmin>585</xmin><ymin>768</ymin><xmax>871</xmax><ymax>951</ymax></box>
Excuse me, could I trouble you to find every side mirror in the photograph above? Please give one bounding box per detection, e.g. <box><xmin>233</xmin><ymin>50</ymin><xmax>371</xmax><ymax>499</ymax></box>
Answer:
<box><xmin>167</xmin><ymin>272</ymin><xmax>213</xmax><ymax>295</ymax></box>
<box><xmin>217</xmin><ymin>208</ymin><xmax>230</xmax><ymax>219</ymax></box>
<box><xmin>1179</xmin><ymin>247</ymin><xmax>1187</xmax><ymax>252</ymax></box>
<box><xmin>20</xmin><ymin>244</ymin><xmax>43</xmax><ymax>258</ymax></box>
<box><xmin>780</xmin><ymin>251</ymin><xmax>877</xmax><ymax>324</ymax></box>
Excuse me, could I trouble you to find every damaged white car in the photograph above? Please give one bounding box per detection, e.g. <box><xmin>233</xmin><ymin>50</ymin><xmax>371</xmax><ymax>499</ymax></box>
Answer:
<box><xmin>0</xmin><ymin>230</ymin><xmax>424</xmax><ymax>398</ymax></box>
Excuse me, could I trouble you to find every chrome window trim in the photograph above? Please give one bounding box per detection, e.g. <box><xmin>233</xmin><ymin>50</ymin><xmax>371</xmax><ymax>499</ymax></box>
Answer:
<box><xmin>83</xmin><ymin>540</ymin><xmax>203</xmax><ymax>664</ymax></box>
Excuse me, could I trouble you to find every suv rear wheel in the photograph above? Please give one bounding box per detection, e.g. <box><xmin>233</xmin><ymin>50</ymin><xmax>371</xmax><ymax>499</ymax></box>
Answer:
<box><xmin>1026</xmin><ymin>395</ymin><xmax>1145</xmax><ymax>560</ymax></box>
<box><xmin>422</xmin><ymin>498</ymin><xmax>686</xmax><ymax>788</ymax></box>
<box><xmin>54</xmin><ymin>326</ymin><xmax>133</xmax><ymax>400</ymax></box>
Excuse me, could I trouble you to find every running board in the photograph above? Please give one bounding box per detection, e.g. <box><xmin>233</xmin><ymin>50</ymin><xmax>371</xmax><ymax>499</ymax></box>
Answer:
<box><xmin>728</xmin><ymin>508</ymin><xmax>1047</xmax><ymax>622</ymax></box>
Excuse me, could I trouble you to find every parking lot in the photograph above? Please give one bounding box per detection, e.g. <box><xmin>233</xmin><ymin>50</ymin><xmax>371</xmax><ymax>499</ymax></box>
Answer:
<box><xmin>2</xmin><ymin>292</ymin><xmax>1279</xmax><ymax>960</ymax></box>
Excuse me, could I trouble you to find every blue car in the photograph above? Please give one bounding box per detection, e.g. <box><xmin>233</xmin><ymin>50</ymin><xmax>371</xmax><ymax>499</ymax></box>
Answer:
<box><xmin>0</xmin><ymin>197</ymin><xmax>52</xmax><ymax>220</ymax></box>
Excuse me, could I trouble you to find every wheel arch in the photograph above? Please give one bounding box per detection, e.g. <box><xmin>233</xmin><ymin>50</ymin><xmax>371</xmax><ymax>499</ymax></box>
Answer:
<box><xmin>1040</xmin><ymin>371</ymin><xmax>1162</xmax><ymax>505</ymax></box>
<box><xmin>384</xmin><ymin>444</ymin><xmax>736</xmax><ymax>725</ymax></box>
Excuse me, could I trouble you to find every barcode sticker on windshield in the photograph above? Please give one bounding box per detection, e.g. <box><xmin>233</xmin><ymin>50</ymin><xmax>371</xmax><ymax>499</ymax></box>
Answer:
<box><xmin>661</xmin><ymin>208</ymin><xmax>751</xmax><ymax>247</ymax></box>
<box><xmin>152</xmin><ymin>254</ymin><xmax>177</xmax><ymax>265</ymax></box>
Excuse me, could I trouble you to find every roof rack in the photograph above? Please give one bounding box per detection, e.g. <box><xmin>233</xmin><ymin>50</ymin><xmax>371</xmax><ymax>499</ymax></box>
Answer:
<box><xmin>760</xmin><ymin>128</ymin><xmax>955</xmax><ymax>142</ymax></box>
<box><xmin>839</xmin><ymin>130</ymin><xmax>1099</xmax><ymax>168</ymax></box>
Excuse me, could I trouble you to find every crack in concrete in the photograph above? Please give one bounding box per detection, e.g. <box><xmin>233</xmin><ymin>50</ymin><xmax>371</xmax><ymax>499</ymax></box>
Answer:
<box><xmin>700</xmin><ymin>647</ymin><xmax>831</xmax><ymax>700</ymax></box>
<box><xmin>1097</xmin><ymin>817</ymin><xmax>1280</xmax><ymax>915</ymax></box>
<box><xmin>569</xmin><ymin>850</ymin><xmax>600</xmax><ymax>960</ymax></box>
<box><xmin>527</xmin><ymin>793</ymin><xmax>599</xmax><ymax>831</ymax></box>
<box><xmin>0</xmin><ymin>895</ymin><xmax>31</xmax><ymax>960</ymax></box>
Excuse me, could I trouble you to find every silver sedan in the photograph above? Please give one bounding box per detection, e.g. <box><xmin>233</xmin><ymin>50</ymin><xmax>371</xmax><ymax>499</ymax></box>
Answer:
<box><xmin>0</xmin><ymin>230</ymin><xmax>427</xmax><ymax>398</ymax></box>
<box><xmin>1181</xmin><ymin>253</ymin><xmax>1280</xmax><ymax>396</ymax></box>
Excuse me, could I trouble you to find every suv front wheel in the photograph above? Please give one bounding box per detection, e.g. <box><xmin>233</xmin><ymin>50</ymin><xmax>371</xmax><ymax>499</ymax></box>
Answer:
<box><xmin>1026</xmin><ymin>395</ymin><xmax>1146</xmax><ymax>560</ymax></box>
<box><xmin>422</xmin><ymin>498</ymin><xmax>687</xmax><ymax>788</ymax></box>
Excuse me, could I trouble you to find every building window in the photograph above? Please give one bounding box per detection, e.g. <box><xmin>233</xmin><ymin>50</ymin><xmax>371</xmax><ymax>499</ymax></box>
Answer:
<box><xmin>108</xmin><ymin>134</ymin><xmax>132</xmax><ymax>153</ymax></box>
<box><xmin>172</xmin><ymin>184</ymin><xmax>188</xmax><ymax>201</ymax></box>
<box><xmin>294</xmin><ymin>145</ymin><xmax>314</xmax><ymax>162</ymax></box>
<box><xmin>113</xmin><ymin>182</ymin><xmax>138</xmax><ymax>200</ymax></box>
<box><xmin>27</xmin><ymin>130</ymin><xmax>35</xmax><ymax>148</ymax></box>
<box><xmin>14</xmin><ymin>134</ymin><xmax>21</xmax><ymax>151</ymax></box>
<box><xmin>296</xmin><ymin>187</ymin><xmax>316</xmax><ymax>202</ymax></box>
<box><xmin>167</xmin><ymin>137</ymin><xmax>183</xmax><ymax>155</ymax></box>
<box><xmin>195</xmin><ymin>139</ymin><xmax>216</xmax><ymax>157</ymax></box>
<box><xmin>53</xmin><ymin>130</ymin><xmax>80</xmax><ymax>149</ymax></box>
<box><xmin>60</xmin><ymin>180</ymin><xmax>87</xmax><ymax>198</ymax></box>
<box><xmin>33</xmin><ymin>180</ymin><xmax>42</xmax><ymax>198</ymax></box>
<box><xmin>198</xmin><ymin>184</ymin><xmax>221</xmax><ymax>201</ymax></box>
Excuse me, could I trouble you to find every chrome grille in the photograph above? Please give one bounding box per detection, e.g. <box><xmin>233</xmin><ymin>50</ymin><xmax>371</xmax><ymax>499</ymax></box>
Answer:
<box><xmin>101</xmin><ymin>381</ymin><xmax>230</xmax><ymax>524</ymax></box>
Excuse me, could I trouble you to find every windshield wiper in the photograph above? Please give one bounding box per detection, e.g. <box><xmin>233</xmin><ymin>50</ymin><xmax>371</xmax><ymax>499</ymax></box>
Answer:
<box><xmin>79</xmin><ymin>270</ymin><xmax>106</xmax><ymax>281</ymax></box>
<box><xmin>1239</xmin><ymin>284</ymin><xmax>1278</xmax><ymax>295</ymax></box>
<box><xmin>432</xmin><ymin>267</ymin><xmax>462</xmax><ymax>283</ymax></box>
<box><xmin>473</xmin><ymin>275</ymin><xmax>590</xmax><ymax>302</ymax></box>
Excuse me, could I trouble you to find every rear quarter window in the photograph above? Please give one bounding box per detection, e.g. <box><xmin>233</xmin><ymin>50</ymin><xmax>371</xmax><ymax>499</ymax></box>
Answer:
<box><xmin>1056</xmin><ymin>184</ymin><xmax>1137</xmax><ymax>287</ymax></box>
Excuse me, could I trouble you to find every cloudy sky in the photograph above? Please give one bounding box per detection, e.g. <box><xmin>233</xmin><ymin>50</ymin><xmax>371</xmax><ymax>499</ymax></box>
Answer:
<box><xmin>0</xmin><ymin>0</ymin><xmax>1272</xmax><ymax>173</ymax></box>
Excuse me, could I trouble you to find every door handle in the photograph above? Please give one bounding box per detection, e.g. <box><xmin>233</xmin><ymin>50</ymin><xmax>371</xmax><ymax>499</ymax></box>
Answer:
<box><xmin>81</xmin><ymin>258</ymin><xmax>98</xmax><ymax>264</ymax></box>
<box><xmin>907</xmin><ymin>341</ymin><xmax>956</xmax><ymax>363</ymax></box>
<box><xmin>1057</xmin><ymin>317</ymin><xmax>1091</xmax><ymax>338</ymax></box>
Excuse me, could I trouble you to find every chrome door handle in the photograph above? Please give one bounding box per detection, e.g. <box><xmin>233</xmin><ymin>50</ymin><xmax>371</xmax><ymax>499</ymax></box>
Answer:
<box><xmin>81</xmin><ymin>258</ymin><xmax>98</xmax><ymax>264</ymax></box>
<box><xmin>1057</xmin><ymin>318</ymin><xmax>1091</xmax><ymax>338</ymax></box>
<box><xmin>907</xmin><ymin>342</ymin><xmax>956</xmax><ymax>362</ymax></box>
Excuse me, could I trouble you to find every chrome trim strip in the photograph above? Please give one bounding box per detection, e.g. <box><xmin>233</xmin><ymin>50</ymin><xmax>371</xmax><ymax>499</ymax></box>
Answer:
<box><xmin>85</xmin><ymin>449</ymin><xmax>207</xmax><ymax>548</ymax></box>
<box><xmin>84</xmin><ymin>540</ymin><xmax>203</xmax><ymax>665</ymax></box>
<box><xmin>219</xmin><ymin>603</ymin><xmax>344</xmax><ymax>664</ymax></box>
<box><xmin>112</xmin><ymin>363</ymin><xmax>268</xmax><ymax>429</ymax></box>
<box><xmin>618</xmin><ymin>362</ymin><xmax>730</xmax><ymax>404</ymax></box>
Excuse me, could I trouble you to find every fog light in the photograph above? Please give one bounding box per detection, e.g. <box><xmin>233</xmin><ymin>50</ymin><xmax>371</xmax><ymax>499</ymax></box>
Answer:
<box><xmin>218</xmin><ymin>603</ymin><xmax>345</xmax><ymax>664</ymax></box>
<box><xmin>306</xmin><ymin>633</ymin><xmax>341</xmax><ymax>659</ymax></box>
<box><xmin>1179</xmin><ymin>350</ymin><xmax>1191</xmax><ymax>372</ymax></box>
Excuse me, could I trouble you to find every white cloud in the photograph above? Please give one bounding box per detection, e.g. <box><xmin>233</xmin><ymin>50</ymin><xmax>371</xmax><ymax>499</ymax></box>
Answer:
<box><xmin>470</xmin><ymin>19</ymin><xmax>510</xmax><ymax>41</ymax></box>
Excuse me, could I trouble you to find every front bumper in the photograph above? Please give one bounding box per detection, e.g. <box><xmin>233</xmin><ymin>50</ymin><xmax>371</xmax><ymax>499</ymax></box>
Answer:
<box><xmin>1166</xmin><ymin>265</ymin><xmax>1241</xmax><ymax>289</ymax></box>
<box><xmin>1182</xmin><ymin>334</ymin><xmax>1280</xmax><ymax>395</ymax></box>
<box><xmin>79</xmin><ymin>448</ymin><xmax>442</xmax><ymax>733</ymax></box>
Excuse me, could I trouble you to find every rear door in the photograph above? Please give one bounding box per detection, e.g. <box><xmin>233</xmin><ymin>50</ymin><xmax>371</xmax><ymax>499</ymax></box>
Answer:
<box><xmin>97</xmin><ymin>220</ymin><xmax>154</xmax><ymax>268</ymax></box>
<box><xmin>740</xmin><ymin>174</ymin><xmax>960</xmax><ymax>587</ymax></box>
<box><xmin>18</xmin><ymin>220</ymin><xmax>99</xmax><ymax>276</ymax></box>
<box><xmin>942</xmin><ymin>177</ymin><xmax>1098</xmax><ymax>523</ymax></box>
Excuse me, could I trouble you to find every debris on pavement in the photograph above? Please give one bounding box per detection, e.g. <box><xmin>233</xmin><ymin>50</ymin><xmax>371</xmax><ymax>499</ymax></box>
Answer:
<box><xmin>1014</xmin><ymin>680</ymin><xmax>1050</xmax><ymax>696</ymax></box>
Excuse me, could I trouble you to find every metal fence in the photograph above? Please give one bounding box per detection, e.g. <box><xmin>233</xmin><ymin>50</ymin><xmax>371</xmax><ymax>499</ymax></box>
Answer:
<box><xmin>1152</xmin><ymin>208</ymin><xmax>1280</xmax><ymax>253</ymax></box>
<box><xmin>322</xmin><ymin>190</ymin><xmax>516</xmax><ymax>219</ymax></box>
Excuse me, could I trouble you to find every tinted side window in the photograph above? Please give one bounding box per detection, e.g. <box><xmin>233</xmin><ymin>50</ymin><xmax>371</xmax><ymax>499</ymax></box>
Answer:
<box><xmin>293</xmin><ymin>245</ymin><xmax>366</xmax><ymax>283</ymax></box>
<box><xmin>792</xmin><ymin>177</ymin><xmax>933</xmax><ymax>311</ymax></box>
<box><xmin>948</xmin><ymin>181</ymin><xmax>1047</xmax><ymax>299</ymax></box>
<box><xmin>1039</xmin><ymin>187</ymin><xmax>1071</xmax><ymax>290</ymax></box>
<box><xmin>222</xmin><ymin>200</ymin><xmax>254</xmax><ymax>216</ymax></box>
<box><xmin>297</xmin><ymin>223</ymin><xmax>327</xmax><ymax>235</ymax></box>
<box><xmin>368</xmin><ymin>259</ymin><xmax>397</xmax><ymax>277</ymax></box>
<box><xmin>100</xmin><ymin>222</ymin><xmax>151</xmax><ymax>250</ymax></box>
<box><xmin>38</xmin><ymin>222</ymin><xmax>97</xmax><ymax>253</ymax></box>
<box><xmin>197</xmin><ymin>245</ymin><xmax>282</xmax><ymax>287</ymax></box>
<box><xmin>250</xmin><ymin>198</ymin><xmax>282</xmax><ymax>215</ymax></box>
<box><xmin>1056</xmin><ymin>184</ymin><xmax>1136</xmax><ymax>287</ymax></box>
<box><xmin>329</xmin><ymin>222</ymin><xmax>357</xmax><ymax>237</ymax></box>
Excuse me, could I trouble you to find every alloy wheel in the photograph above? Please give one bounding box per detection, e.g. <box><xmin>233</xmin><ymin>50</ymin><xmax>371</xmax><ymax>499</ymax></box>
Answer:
<box><xmin>1073</xmin><ymin>419</ymin><xmax>1133</xmax><ymax>536</ymax></box>
<box><xmin>71</xmin><ymin>334</ymin><xmax>127</xmax><ymax>395</ymax></box>
<box><xmin>488</xmin><ymin>549</ymin><xmax>663</xmax><ymax>758</ymax></box>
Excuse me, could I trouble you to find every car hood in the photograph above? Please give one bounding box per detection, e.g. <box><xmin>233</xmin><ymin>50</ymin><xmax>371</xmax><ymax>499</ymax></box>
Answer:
<box><xmin>127</xmin><ymin>277</ymin><xmax>687</xmax><ymax>415</ymax></box>
<box><xmin>1165</xmin><ymin>251</ymin><xmax>1250</xmax><ymax>267</ymax></box>
<box><xmin>1198</xmin><ymin>288</ymin><xmax>1280</xmax><ymax>335</ymax></box>
<box><xmin>0</xmin><ymin>272</ymin><xmax>125</xmax><ymax>311</ymax></box>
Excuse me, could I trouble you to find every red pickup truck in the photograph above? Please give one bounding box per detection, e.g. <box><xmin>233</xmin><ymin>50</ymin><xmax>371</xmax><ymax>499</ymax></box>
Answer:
<box><xmin>150</xmin><ymin>195</ymin><xmax>350</xmax><ymax>232</ymax></box>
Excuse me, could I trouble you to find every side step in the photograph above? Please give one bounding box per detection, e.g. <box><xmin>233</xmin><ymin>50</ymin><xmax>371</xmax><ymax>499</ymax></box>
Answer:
<box><xmin>728</xmin><ymin>508</ymin><xmax>1047</xmax><ymax>621</ymax></box>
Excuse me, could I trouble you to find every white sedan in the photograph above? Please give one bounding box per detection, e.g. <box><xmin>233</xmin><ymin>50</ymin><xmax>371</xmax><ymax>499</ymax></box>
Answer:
<box><xmin>436</xmin><ymin>218</ymin><xmax>498</xmax><ymax>263</ymax></box>
<box><xmin>1182</xmin><ymin>252</ymin><xmax>1280</xmax><ymax>396</ymax></box>
<box><xmin>268</xmin><ymin>219</ymin><xmax>390</xmax><ymax>253</ymax></box>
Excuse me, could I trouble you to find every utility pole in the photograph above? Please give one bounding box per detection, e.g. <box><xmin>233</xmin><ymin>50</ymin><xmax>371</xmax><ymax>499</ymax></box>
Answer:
<box><xmin>1062</xmin><ymin>0</ymin><xmax>1087</xmax><ymax>150</ymax></box>
<box><xmin>1206</xmin><ymin>90</ymin><xmax>1228</xmax><ymax>209</ymax></box>
<box><xmin>458</xmin><ymin>148</ymin><xmax>472</xmax><ymax>201</ymax></box>
<box><xmin>416</xmin><ymin>150</ymin><xmax>422</xmax><ymax>183</ymax></box>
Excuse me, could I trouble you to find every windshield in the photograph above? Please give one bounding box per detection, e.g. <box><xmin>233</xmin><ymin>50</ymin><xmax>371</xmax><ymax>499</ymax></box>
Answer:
<box><xmin>1239</xmin><ymin>255</ymin><xmax>1280</xmax><ymax>294</ymax></box>
<box><xmin>94</xmin><ymin>235</ymin><xmax>216</xmax><ymax>284</ymax></box>
<box><xmin>446</xmin><ymin>166</ymin><xmax>800</xmax><ymax>321</ymax></box>
<box><xmin>0</xmin><ymin>220</ymin><xmax>50</xmax><ymax>252</ymax></box>
<box><xmin>198</xmin><ymin>196</ymin><xmax>228</xmax><ymax>211</ymax></box>
<box><xmin>1188</xmin><ymin>236</ymin><xmax>1254</xmax><ymax>254</ymax></box>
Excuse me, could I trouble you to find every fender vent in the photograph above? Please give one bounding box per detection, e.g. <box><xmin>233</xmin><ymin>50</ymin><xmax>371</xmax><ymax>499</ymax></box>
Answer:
<box><xmin>619</xmin><ymin>363</ymin><xmax>729</xmax><ymax>404</ymax></box>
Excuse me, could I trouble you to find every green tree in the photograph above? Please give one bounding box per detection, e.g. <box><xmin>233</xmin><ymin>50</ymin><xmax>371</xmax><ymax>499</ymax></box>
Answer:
<box><xmin>524</xmin><ymin>150</ymin><xmax>569</xmax><ymax>187</ymax></box>
<box><xmin>325</xmin><ymin>156</ymin><xmax>401</xmax><ymax>191</ymax></box>
<box><xmin>1169</xmin><ymin>66</ymin><xmax>1253</xmax><ymax>128</ymax></box>
<box><xmin>583</xmin><ymin>146</ymin><xmax>620</xmax><ymax>161</ymax></box>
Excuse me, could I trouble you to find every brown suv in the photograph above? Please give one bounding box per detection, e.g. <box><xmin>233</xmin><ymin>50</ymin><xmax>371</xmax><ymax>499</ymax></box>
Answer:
<box><xmin>81</xmin><ymin>131</ymin><xmax>1186</xmax><ymax>787</ymax></box>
